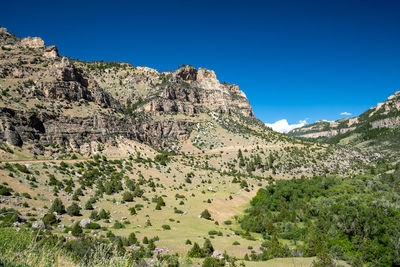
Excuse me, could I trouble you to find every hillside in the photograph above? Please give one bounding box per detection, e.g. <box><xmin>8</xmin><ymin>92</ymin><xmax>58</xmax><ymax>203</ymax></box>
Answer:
<box><xmin>289</xmin><ymin>89</ymin><xmax>400</xmax><ymax>158</ymax></box>
<box><xmin>0</xmin><ymin>27</ymin><xmax>385</xmax><ymax>267</ymax></box>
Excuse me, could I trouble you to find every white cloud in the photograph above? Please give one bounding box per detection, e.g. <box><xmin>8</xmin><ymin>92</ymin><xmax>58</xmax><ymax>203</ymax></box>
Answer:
<box><xmin>265</xmin><ymin>119</ymin><xmax>307</xmax><ymax>133</ymax></box>
<box><xmin>340</xmin><ymin>112</ymin><xmax>352</xmax><ymax>116</ymax></box>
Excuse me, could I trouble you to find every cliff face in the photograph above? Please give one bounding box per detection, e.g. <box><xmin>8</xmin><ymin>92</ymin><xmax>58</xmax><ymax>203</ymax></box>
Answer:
<box><xmin>0</xmin><ymin>27</ymin><xmax>255</xmax><ymax>155</ymax></box>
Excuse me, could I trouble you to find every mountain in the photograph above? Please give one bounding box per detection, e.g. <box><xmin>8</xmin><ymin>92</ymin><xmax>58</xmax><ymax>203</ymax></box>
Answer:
<box><xmin>289</xmin><ymin>89</ymin><xmax>400</xmax><ymax>158</ymax></box>
<box><xmin>0</xmin><ymin>27</ymin><xmax>387</xmax><ymax>267</ymax></box>
<box><xmin>0</xmin><ymin>26</ymin><xmax>254</xmax><ymax>154</ymax></box>
<box><xmin>0</xmin><ymin>27</ymin><xmax>369</xmax><ymax>176</ymax></box>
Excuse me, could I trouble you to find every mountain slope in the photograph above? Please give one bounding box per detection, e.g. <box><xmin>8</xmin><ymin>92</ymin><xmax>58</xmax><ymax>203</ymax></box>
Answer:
<box><xmin>0</xmin><ymin>26</ymin><xmax>254</xmax><ymax>154</ymax></box>
<box><xmin>0</xmin><ymin>27</ymin><xmax>380</xmax><ymax>266</ymax></box>
<box><xmin>289</xmin><ymin>89</ymin><xmax>400</xmax><ymax>157</ymax></box>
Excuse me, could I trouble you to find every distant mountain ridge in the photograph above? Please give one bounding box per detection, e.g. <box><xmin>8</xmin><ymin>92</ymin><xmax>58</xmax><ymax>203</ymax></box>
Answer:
<box><xmin>288</xmin><ymin>89</ymin><xmax>400</xmax><ymax>157</ymax></box>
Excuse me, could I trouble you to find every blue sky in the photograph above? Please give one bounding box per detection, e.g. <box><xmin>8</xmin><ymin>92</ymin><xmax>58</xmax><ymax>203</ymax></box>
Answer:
<box><xmin>2</xmin><ymin>0</ymin><xmax>400</xmax><ymax>128</ymax></box>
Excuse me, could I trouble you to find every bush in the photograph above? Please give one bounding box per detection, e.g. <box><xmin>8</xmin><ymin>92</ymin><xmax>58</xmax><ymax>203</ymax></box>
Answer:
<box><xmin>42</xmin><ymin>213</ymin><xmax>58</xmax><ymax>226</ymax></box>
<box><xmin>128</xmin><ymin>232</ymin><xmax>137</xmax><ymax>244</ymax></box>
<box><xmin>200</xmin><ymin>209</ymin><xmax>212</xmax><ymax>220</ymax></box>
<box><xmin>122</xmin><ymin>191</ymin><xmax>133</xmax><ymax>202</ymax></box>
<box><xmin>113</xmin><ymin>221</ymin><xmax>125</xmax><ymax>229</ymax></box>
<box><xmin>15</xmin><ymin>164</ymin><xmax>30</xmax><ymax>174</ymax></box>
<box><xmin>66</xmin><ymin>203</ymin><xmax>81</xmax><ymax>216</ymax></box>
<box><xmin>162</xmin><ymin>224</ymin><xmax>171</xmax><ymax>230</ymax></box>
<box><xmin>85</xmin><ymin>201</ymin><xmax>93</xmax><ymax>210</ymax></box>
<box><xmin>99</xmin><ymin>209</ymin><xmax>110</xmax><ymax>220</ymax></box>
<box><xmin>0</xmin><ymin>185</ymin><xmax>12</xmax><ymax>196</ymax></box>
<box><xmin>202</xmin><ymin>257</ymin><xmax>225</xmax><ymax>267</ymax></box>
<box><xmin>89</xmin><ymin>211</ymin><xmax>99</xmax><ymax>221</ymax></box>
<box><xmin>85</xmin><ymin>222</ymin><xmax>101</xmax><ymax>229</ymax></box>
<box><xmin>187</xmin><ymin>242</ymin><xmax>204</xmax><ymax>258</ymax></box>
<box><xmin>129</xmin><ymin>207</ymin><xmax>136</xmax><ymax>215</ymax></box>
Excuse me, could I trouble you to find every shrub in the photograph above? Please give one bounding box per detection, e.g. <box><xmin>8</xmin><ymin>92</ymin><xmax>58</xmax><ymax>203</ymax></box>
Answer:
<box><xmin>162</xmin><ymin>224</ymin><xmax>171</xmax><ymax>230</ymax></box>
<box><xmin>200</xmin><ymin>209</ymin><xmax>212</xmax><ymax>220</ymax></box>
<box><xmin>42</xmin><ymin>213</ymin><xmax>58</xmax><ymax>226</ymax></box>
<box><xmin>85</xmin><ymin>201</ymin><xmax>93</xmax><ymax>210</ymax></box>
<box><xmin>89</xmin><ymin>211</ymin><xmax>99</xmax><ymax>221</ymax></box>
<box><xmin>202</xmin><ymin>257</ymin><xmax>225</xmax><ymax>267</ymax></box>
<box><xmin>187</xmin><ymin>242</ymin><xmax>204</xmax><ymax>258</ymax></box>
<box><xmin>22</xmin><ymin>192</ymin><xmax>31</xmax><ymax>199</ymax></box>
<box><xmin>122</xmin><ymin>191</ymin><xmax>133</xmax><ymax>202</ymax></box>
<box><xmin>129</xmin><ymin>207</ymin><xmax>136</xmax><ymax>215</ymax></box>
<box><xmin>0</xmin><ymin>185</ymin><xmax>12</xmax><ymax>196</ymax></box>
<box><xmin>99</xmin><ymin>209</ymin><xmax>110</xmax><ymax>220</ymax></box>
<box><xmin>128</xmin><ymin>232</ymin><xmax>137</xmax><ymax>244</ymax></box>
<box><xmin>15</xmin><ymin>164</ymin><xmax>30</xmax><ymax>174</ymax></box>
<box><xmin>208</xmin><ymin>230</ymin><xmax>218</xmax><ymax>236</ymax></box>
<box><xmin>85</xmin><ymin>222</ymin><xmax>101</xmax><ymax>229</ymax></box>
<box><xmin>113</xmin><ymin>221</ymin><xmax>125</xmax><ymax>229</ymax></box>
<box><xmin>66</xmin><ymin>203</ymin><xmax>81</xmax><ymax>216</ymax></box>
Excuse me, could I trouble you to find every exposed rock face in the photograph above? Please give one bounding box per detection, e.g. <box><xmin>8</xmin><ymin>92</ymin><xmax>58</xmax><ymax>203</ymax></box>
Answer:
<box><xmin>371</xmin><ymin>116</ymin><xmax>400</xmax><ymax>129</ymax></box>
<box><xmin>174</xmin><ymin>65</ymin><xmax>197</xmax><ymax>81</ymax></box>
<box><xmin>0</xmin><ymin>106</ymin><xmax>194</xmax><ymax>154</ymax></box>
<box><xmin>20</xmin><ymin>37</ymin><xmax>45</xmax><ymax>48</ymax></box>
<box><xmin>44</xmin><ymin>45</ymin><xmax>58</xmax><ymax>58</ymax></box>
<box><xmin>4</xmin><ymin>127</ymin><xmax>23</xmax><ymax>147</ymax></box>
<box><xmin>165</xmin><ymin>65</ymin><xmax>254</xmax><ymax>117</ymax></box>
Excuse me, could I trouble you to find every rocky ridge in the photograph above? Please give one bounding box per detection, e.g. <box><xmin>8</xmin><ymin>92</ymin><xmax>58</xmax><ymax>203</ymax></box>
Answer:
<box><xmin>288</xmin><ymin>89</ymin><xmax>400</xmax><ymax>159</ymax></box>
<box><xmin>0</xmin><ymin>27</ymin><xmax>255</xmax><ymax>155</ymax></box>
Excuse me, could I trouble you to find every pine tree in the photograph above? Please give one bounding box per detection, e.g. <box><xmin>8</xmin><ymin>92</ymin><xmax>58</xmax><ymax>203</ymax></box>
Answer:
<box><xmin>71</xmin><ymin>222</ymin><xmax>83</xmax><ymax>237</ymax></box>
<box><xmin>187</xmin><ymin>242</ymin><xmax>204</xmax><ymax>258</ymax></box>
<box><xmin>203</xmin><ymin>239</ymin><xmax>214</xmax><ymax>256</ymax></box>
<box><xmin>49</xmin><ymin>198</ymin><xmax>66</xmax><ymax>214</ymax></box>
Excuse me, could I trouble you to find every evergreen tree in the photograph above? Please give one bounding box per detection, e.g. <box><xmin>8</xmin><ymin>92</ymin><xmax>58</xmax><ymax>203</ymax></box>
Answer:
<box><xmin>187</xmin><ymin>242</ymin><xmax>204</xmax><ymax>258</ymax></box>
<box><xmin>49</xmin><ymin>198</ymin><xmax>66</xmax><ymax>214</ymax></box>
<box><xmin>71</xmin><ymin>222</ymin><xmax>83</xmax><ymax>237</ymax></box>
<box><xmin>203</xmin><ymin>239</ymin><xmax>214</xmax><ymax>256</ymax></box>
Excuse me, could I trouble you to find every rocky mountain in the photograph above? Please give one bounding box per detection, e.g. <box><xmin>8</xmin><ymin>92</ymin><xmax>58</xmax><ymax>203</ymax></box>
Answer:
<box><xmin>289</xmin><ymin>89</ymin><xmax>400</xmax><ymax>157</ymax></box>
<box><xmin>0</xmin><ymin>27</ymin><xmax>255</xmax><ymax>156</ymax></box>
<box><xmin>0</xmin><ymin>27</ymin><xmax>375</xmax><ymax>178</ymax></box>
